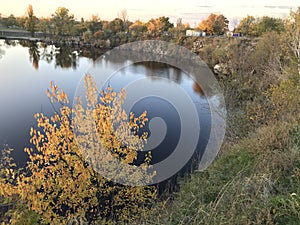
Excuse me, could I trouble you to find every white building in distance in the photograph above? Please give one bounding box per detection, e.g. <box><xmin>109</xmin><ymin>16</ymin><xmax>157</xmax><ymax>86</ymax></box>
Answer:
<box><xmin>186</xmin><ymin>30</ymin><xmax>206</xmax><ymax>37</ymax></box>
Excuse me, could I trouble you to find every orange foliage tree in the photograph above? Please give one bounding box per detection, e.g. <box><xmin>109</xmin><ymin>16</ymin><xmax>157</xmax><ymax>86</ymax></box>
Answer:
<box><xmin>0</xmin><ymin>75</ymin><xmax>156</xmax><ymax>224</ymax></box>
<box><xmin>199</xmin><ymin>13</ymin><xmax>229</xmax><ymax>35</ymax></box>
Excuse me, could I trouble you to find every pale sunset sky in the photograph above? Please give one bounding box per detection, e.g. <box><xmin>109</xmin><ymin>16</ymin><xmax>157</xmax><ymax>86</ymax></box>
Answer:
<box><xmin>1</xmin><ymin>0</ymin><xmax>300</xmax><ymax>27</ymax></box>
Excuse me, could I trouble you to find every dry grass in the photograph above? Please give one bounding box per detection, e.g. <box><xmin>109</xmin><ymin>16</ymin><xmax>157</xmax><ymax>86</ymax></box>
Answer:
<box><xmin>132</xmin><ymin>120</ymin><xmax>300</xmax><ymax>225</ymax></box>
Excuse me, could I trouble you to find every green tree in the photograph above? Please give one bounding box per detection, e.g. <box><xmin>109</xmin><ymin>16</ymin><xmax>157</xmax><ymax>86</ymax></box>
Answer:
<box><xmin>257</xmin><ymin>16</ymin><xmax>285</xmax><ymax>35</ymax></box>
<box><xmin>6</xmin><ymin>14</ymin><xmax>17</xmax><ymax>27</ymax></box>
<box><xmin>168</xmin><ymin>26</ymin><xmax>187</xmax><ymax>44</ymax></box>
<box><xmin>236</xmin><ymin>16</ymin><xmax>284</xmax><ymax>36</ymax></box>
<box><xmin>25</xmin><ymin>4</ymin><xmax>37</xmax><ymax>37</ymax></box>
<box><xmin>71</xmin><ymin>18</ymin><xmax>88</xmax><ymax>36</ymax></box>
<box><xmin>51</xmin><ymin>7</ymin><xmax>75</xmax><ymax>37</ymax></box>
<box><xmin>87</xmin><ymin>15</ymin><xmax>102</xmax><ymax>34</ymax></box>
<box><xmin>235</xmin><ymin>15</ymin><xmax>258</xmax><ymax>36</ymax></box>
<box><xmin>16</xmin><ymin>16</ymin><xmax>26</xmax><ymax>29</ymax></box>
<box><xmin>129</xmin><ymin>20</ymin><xmax>147</xmax><ymax>40</ymax></box>
<box><xmin>107</xmin><ymin>18</ymin><xmax>124</xmax><ymax>33</ymax></box>
<box><xmin>37</xmin><ymin>18</ymin><xmax>51</xmax><ymax>36</ymax></box>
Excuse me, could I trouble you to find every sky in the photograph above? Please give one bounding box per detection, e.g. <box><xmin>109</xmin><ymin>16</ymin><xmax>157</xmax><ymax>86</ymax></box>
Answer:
<box><xmin>1</xmin><ymin>0</ymin><xmax>300</xmax><ymax>28</ymax></box>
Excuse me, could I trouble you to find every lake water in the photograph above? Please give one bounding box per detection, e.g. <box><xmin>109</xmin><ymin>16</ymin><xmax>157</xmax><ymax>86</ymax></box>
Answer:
<box><xmin>0</xmin><ymin>40</ymin><xmax>211</xmax><ymax>175</ymax></box>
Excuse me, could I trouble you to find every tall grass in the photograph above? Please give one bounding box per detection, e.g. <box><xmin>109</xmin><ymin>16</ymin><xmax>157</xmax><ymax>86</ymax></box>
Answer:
<box><xmin>133</xmin><ymin>120</ymin><xmax>300</xmax><ymax>225</ymax></box>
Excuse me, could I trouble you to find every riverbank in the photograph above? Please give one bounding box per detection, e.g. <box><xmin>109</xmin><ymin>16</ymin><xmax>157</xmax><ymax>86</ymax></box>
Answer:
<box><xmin>136</xmin><ymin>118</ymin><xmax>300</xmax><ymax>225</ymax></box>
<box><xmin>0</xmin><ymin>29</ymin><xmax>98</xmax><ymax>48</ymax></box>
<box><xmin>0</xmin><ymin>36</ymin><xmax>42</xmax><ymax>41</ymax></box>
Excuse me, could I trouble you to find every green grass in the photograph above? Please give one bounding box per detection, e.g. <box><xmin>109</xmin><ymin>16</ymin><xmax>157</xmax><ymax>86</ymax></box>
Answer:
<box><xmin>134</xmin><ymin>120</ymin><xmax>300</xmax><ymax>225</ymax></box>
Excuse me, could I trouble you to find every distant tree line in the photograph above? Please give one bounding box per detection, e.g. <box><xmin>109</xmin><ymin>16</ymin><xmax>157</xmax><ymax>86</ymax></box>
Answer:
<box><xmin>0</xmin><ymin>5</ymin><xmax>295</xmax><ymax>47</ymax></box>
<box><xmin>234</xmin><ymin>15</ymin><xmax>285</xmax><ymax>36</ymax></box>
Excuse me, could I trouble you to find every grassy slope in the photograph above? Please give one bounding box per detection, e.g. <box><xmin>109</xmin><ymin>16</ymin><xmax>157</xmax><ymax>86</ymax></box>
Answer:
<box><xmin>134</xmin><ymin>36</ymin><xmax>300</xmax><ymax>225</ymax></box>
<box><xmin>137</xmin><ymin>120</ymin><xmax>300</xmax><ymax>225</ymax></box>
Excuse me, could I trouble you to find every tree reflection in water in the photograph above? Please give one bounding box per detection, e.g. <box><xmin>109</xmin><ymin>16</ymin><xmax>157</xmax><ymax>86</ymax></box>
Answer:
<box><xmin>54</xmin><ymin>45</ymin><xmax>78</xmax><ymax>69</ymax></box>
<box><xmin>40</xmin><ymin>43</ymin><xmax>55</xmax><ymax>64</ymax></box>
<box><xmin>193</xmin><ymin>82</ymin><xmax>204</xmax><ymax>96</ymax></box>
<box><xmin>80</xmin><ymin>48</ymin><xmax>104</xmax><ymax>61</ymax></box>
<box><xmin>18</xmin><ymin>40</ymin><xmax>40</xmax><ymax>70</ymax></box>
<box><xmin>29</xmin><ymin>42</ymin><xmax>40</xmax><ymax>70</ymax></box>
<box><xmin>1</xmin><ymin>40</ymin><xmax>106</xmax><ymax>69</ymax></box>
<box><xmin>4</xmin><ymin>40</ymin><xmax>18</xmax><ymax>46</ymax></box>
<box><xmin>134</xmin><ymin>61</ymin><xmax>183</xmax><ymax>83</ymax></box>
<box><xmin>0</xmin><ymin>45</ymin><xmax>5</xmax><ymax>60</ymax></box>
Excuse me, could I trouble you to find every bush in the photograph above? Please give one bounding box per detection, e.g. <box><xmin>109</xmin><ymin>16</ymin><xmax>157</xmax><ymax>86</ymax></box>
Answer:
<box><xmin>0</xmin><ymin>75</ymin><xmax>157</xmax><ymax>224</ymax></box>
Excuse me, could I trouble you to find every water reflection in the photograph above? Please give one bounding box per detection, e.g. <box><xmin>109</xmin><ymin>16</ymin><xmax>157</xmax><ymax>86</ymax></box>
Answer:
<box><xmin>54</xmin><ymin>45</ymin><xmax>78</xmax><ymax>69</ymax></box>
<box><xmin>4</xmin><ymin>39</ymin><xmax>18</xmax><ymax>46</ymax></box>
<box><xmin>0</xmin><ymin>40</ymin><xmax>105</xmax><ymax>70</ymax></box>
<box><xmin>29</xmin><ymin>43</ymin><xmax>40</xmax><ymax>70</ymax></box>
<box><xmin>0</xmin><ymin>39</ymin><xmax>91</xmax><ymax>166</ymax></box>
<box><xmin>0</xmin><ymin>45</ymin><xmax>4</xmax><ymax>60</ymax></box>
<box><xmin>81</xmin><ymin>48</ymin><xmax>105</xmax><ymax>61</ymax></box>
<box><xmin>0</xmin><ymin>40</ymin><xmax>212</xmax><ymax>171</ymax></box>
<box><xmin>40</xmin><ymin>44</ymin><xmax>55</xmax><ymax>64</ymax></box>
<box><xmin>25</xmin><ymin>43</ymin><xmax>39</xmax><ymax>70</ymax></box>
<box><xmin>193</xmin><ymin>82</ymin><xmax>204</xmax><ymax>96</ymax></box>
<box><xmin>95</xmin><ymin>61</ymin><xmax>211</xmax><ymax>185</ymax></box>
<box><xmin>136</xmin><ymin>61</ymin><xmax>183</xmax><ymax>83</ymax></box>
<box><xmin>18</xmin><ymin>41</ymin><xmax>40</xmax><ymax>70</ymax></box>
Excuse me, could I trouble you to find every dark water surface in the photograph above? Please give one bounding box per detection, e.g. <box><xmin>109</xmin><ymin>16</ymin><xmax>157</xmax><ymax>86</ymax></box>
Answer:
<box><xmin>0</xmin><ymin>40</ymin><xmax>211</xmax><ymax>171</ymax></box>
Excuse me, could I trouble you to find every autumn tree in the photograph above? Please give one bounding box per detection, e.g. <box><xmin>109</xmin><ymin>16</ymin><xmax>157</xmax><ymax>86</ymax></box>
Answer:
<box><xmin>25</xmin><ymin>4</ymin><xmax>37</xmax><ymax>37</ymax></box>
<box><xmin>0</xmin><ymin>146</ymin><xmax>18</xmax><ymax>204</ymax></box>
<box><xmin>199</xmin><ymin>13</ymin><xmax>229</xmax><ymax>35</ymax></box>
<box><xmin>146</xmin><ymin>16</ymin><xmax>173</xmax><ymax>38</ymax></box>
<box><xmin>0</xmin><ymin>75</ymin><xmax>156</xmax><ymax>224</ymax></box>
